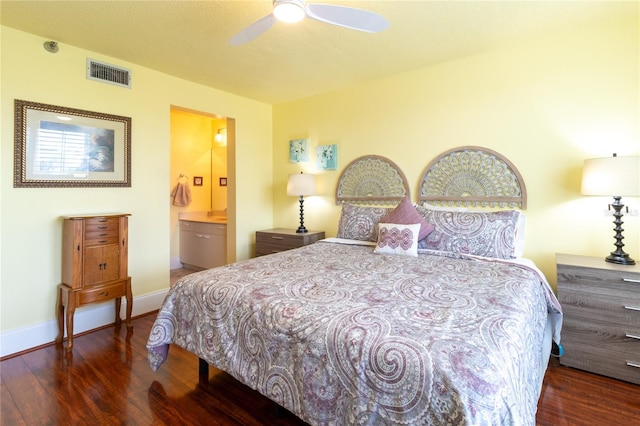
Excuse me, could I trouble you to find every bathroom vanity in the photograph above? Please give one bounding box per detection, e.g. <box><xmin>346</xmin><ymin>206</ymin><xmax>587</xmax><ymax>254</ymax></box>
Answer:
<box><xmin>179</xmin><ymin>213</ymin><xmax>227</xmax><ymax>270</ymax></box>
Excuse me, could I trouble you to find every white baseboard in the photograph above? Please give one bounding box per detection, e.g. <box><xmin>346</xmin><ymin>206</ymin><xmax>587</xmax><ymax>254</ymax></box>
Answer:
<box><xmin>0</xmin><ymin>288</ymin><xmax>169</xmax><ymax>358</ymax></box>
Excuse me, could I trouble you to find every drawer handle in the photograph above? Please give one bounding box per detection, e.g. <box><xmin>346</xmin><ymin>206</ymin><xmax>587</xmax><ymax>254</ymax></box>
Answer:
<box><xmin>100</xmin><ymin>291</ymin><xmax>109</xmax><ymax>297</ymax></box>
<box><xmin>625</xmin><ymin>333</ymin><xmax>640</xmax><ymax>340</ymax></box>
<box><xmin>98</xmin><ymin>226</ymin><xmax>108</xmax><ymax>230</ymax></box>
<box><xmin>623</xmin><ymin>278</ymin><xmax>640</xmax><ymax>284</ymax></box>
<box><xmin>98</xmin><ymin>240</ymin><xmax>108</xmax><ymax>244</ymax></box>
<box><xmin>627</xmin><ymin>361</ymin><xmax>640</xmax><ymax>369</ymax></box>
<box><xmin>196</xmin><ymin>234</ymin><xmax>210</xmax><ymax>239</ymax></box>
<box><xmin>625</xmin><ymin>305</ymin><xmax>640</xmax><ymax>311</ymax></box>
<box><xmin>271</xmin><ymin>236</ymin><xmax>284</xmax><ymax>240</ymax></box>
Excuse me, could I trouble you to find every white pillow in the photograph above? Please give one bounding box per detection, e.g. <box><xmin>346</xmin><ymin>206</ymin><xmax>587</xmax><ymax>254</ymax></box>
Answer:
<box><xmin>374</xmin><ymin>223</ymin><xmax>420</xmax><ymax>257</ymax></box>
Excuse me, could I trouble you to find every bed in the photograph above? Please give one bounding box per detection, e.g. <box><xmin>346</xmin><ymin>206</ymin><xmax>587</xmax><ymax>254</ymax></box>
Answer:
<box><xmin>148</xmin><ymin>147</ymin><xmax>562</xmax><ymax>425</ymax></box>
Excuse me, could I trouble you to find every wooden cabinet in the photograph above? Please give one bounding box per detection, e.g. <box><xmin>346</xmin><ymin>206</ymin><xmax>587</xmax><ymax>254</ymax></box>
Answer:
<box><xmin>556</xmin><ymin>253</ymin><xmax>640</xmax><ymax>384</ymax></box>
<box><xmin>56</xmin><ymin>214</ymin><xmax>132</xmax><ymax>352</ymax></box>
<box><xmin>255</xmin><ymin>228</ymin><xmax>325</xmax><ymax>257</ymax></box>
<box><xmin>180</xmin><ymin>220</ymin><xmax>227</xmax><ymax>269</ymax></box>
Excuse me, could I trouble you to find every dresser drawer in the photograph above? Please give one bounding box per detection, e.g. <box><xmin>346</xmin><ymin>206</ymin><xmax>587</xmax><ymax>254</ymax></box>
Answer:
<box><xmin>84</xmin><ymin>230</ymin><xmax>120</xmax><ymax>246</ymax></box>
<box><xmin>556</xmin><ymin>254</ymin><xmax>640</xmax><ymax>384</ymax></box>
<box><xmin>559</xmin><ymin>287</ymin><xmax>640</xmax><ymax>327</ymax></box>
<box><xmin>560</xmin><ymin>330</ymin><xmax>640</xmax><ymax>385</ymax></box>
<box><xmin>85</xmin><ymin>217</ymin><xmax>120</xmax><ymax>230</ymax></box>
<box><xmin>561</xmin><ymin>315</ymin><xmax>640</xmax><ymax>353</ymax></box>
<box><xmin>557</xmin><ymin>264</ymin><xmax>640</xmax><ymax>293</ymax></box>
<box><xmin>84</xmin><ymin>218</ymin><xmax>120</xmax><ymax>246</ymax></box>
<box><xmin>78</xmin><ymin>281</ymin><xmax>126</xmax><ymax>305</ymax></box>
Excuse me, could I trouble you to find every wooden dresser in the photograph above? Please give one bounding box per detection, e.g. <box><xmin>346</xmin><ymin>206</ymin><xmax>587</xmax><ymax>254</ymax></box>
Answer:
<box><xmin>556</xmin><ymin>253</ymin><xmax>640</xmax><ymax>384</ymax></box>
<box><xmin>56</xmin><ymin>213</ymin><xmax>133</xmax><ymax>352</ymax></box>
<box><xmin>255</xmin><ymin>228</ymin><xmax>325</xmax><ymax>257</ymax></box>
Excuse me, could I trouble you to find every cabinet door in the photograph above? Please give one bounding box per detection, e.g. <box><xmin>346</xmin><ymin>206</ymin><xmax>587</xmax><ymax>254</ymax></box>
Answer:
<box><xmin>102</xmin><ymin>245</ymin><xmax>121</xmax><ymax>282</ymax></box>
<box><xmin>84</xmin><ymin>245</ymin><xmax>120</xmax><ymax>285</ymax></box>
<box><xmin>209</xmin><ymin>232</ymin><xmax>226</xmax><ymax>268</ymax></box>
<box><xmin>84</xmin><ymin>246</ymin><xmax>104</xmax><ymax>286</ymax></box>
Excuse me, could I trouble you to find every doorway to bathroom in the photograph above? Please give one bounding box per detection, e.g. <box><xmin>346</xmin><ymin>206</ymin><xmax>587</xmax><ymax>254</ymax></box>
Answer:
<box><xmin>169</xmin><ymin>106</ymin><xmax>233</xmax><ymax>272</ymax></box>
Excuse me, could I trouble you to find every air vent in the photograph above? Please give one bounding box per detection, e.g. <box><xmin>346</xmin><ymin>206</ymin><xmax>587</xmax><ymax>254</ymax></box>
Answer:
<box><xmin>86</xmin><ymin>58</ymin><xmax>131</xmax><ymax>89</ymax></box>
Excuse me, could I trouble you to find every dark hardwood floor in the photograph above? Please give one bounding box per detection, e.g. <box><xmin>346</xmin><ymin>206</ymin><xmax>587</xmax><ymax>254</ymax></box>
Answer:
<box><xmin>1</xmin><ymin>271</ymin><xmax>638</xmax><ymax>425</ymax></box>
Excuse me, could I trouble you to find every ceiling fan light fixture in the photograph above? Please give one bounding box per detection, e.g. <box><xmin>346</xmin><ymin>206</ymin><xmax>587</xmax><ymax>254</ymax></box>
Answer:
<box><xmin>273</xmin><ymin>0</ymin><xmax>305</xmax><ymax>23</ymax></box>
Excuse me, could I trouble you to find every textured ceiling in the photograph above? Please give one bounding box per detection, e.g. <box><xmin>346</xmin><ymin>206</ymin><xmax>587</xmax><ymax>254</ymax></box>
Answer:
<box><xmin>1</xmin><ymin>1</ymin><xmax>636</xmax><ymax>104</ymax></box>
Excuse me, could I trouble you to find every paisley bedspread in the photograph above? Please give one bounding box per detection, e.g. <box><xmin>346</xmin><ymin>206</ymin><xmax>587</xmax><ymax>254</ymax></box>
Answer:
<box><xmin>147</xmin><ymin>240</ymin><xmax>562</xmax><ymax>425</ymax></box>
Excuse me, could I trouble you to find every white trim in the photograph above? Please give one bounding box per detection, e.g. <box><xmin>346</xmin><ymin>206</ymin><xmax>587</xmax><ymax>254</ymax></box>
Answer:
<box><xmin>0</xmin><ymin>289</ymin><xmax>169</xmax><ymax>358</ymax></box>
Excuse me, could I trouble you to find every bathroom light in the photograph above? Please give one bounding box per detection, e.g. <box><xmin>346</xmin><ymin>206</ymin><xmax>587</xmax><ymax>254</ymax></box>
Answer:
<box><xmin>214</xmin><ymin>128</ymin><xmax>226</xmax><ymax>144</ymax></box>
<box><xmin>273</xmin><ymin>0</ymin><xmax>305</xmax><ymax>23</ymax></box>
<box><xmin>581</xmin><ymin>153</ymin><xmax>640</xmax><ymax>265</ymax></box>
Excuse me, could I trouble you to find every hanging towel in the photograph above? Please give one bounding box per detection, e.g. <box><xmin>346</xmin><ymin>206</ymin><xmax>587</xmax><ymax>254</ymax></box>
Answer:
<box><xmin>171</xmin><ymin>182</ymin><xmax>192</xmax><ymax>207</ymax></box>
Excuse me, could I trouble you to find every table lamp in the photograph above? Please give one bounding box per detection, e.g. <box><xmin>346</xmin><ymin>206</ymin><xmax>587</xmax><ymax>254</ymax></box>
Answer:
<box><xmin>287</xmin><ymin>172</ymin><xmax>317</xmax><ymax>233</ymax></box>
<box><xmin>581</xmin><ymin>154</ymin><xmax>640</xmax><ymax>265</ymax></box>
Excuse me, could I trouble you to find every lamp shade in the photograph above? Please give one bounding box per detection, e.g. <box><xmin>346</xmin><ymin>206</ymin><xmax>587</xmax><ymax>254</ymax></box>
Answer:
<box><xmin>581</xmin><ymin>155</ymin><xmax>640</xmax><ymax>197</ymax></box>
<box><xmin>287</xmin><ymin>173</ymin><xmax>316</xmax><ymax>196</ymax></box>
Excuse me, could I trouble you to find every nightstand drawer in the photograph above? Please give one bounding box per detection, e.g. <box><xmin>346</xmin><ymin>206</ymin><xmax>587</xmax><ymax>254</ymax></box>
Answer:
<box><xmin>556</xmin><ymin>253</ymin><xmax>640</xmax><ymax>384</ymax></box>
<box><xmin>78</xmin><ymin>281</ymin><xmax>126</xmax><ymax>305</ymax></box>
<box><xmin>557</xmin><ymin>264</ymin><xmax>640</xmax><ymax>294</ymax></box>
<box><xmin>562</xmin><ymin>316</ymin><xmax>640</xmax><ymax>353</ymax></box>
<box><xmin>559</xmin><ymin>287</ymin><xmax>640</xmax><ymax>327</ymax></box>
<box><xmin>256</xmin><ymin>233</ymin><xmax>303</xmax><ymax>249</ymax></box>
<box><xmin>255</xmin><ymin>229</ymin><xmax>325</xmax><ymax>257</ymax></box>
<box><xmin>560</xmin><ymin>328</ymin><xmax>640</xmax><ymax>385</ymax></box>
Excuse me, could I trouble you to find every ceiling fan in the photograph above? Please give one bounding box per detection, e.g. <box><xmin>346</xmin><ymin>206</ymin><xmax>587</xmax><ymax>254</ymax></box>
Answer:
<box><xmin>230</xmin><ymin>0</ymin><xmax>389</xmax><ymax>46</ymax></box>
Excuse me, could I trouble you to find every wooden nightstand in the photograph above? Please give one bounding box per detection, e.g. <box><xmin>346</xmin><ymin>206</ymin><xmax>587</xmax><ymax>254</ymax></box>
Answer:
<box><xmin>255</xmin><ymin>228</ymin><xmax>325</xmax><ymax>257</ymax></box>
<box><xmin>56</xmin><ymin>214</ymin><xmax>133</xmax><ymax>352</ymax></box>
<box><xmin>556</xmin><ymin>253</ymin><xmax>640</xmax><ymax>384</ymax></box>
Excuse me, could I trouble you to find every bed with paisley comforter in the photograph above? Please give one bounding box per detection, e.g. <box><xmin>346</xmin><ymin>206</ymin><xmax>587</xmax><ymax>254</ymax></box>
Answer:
<box><xmin>148</xmin><ymin>150</ymin><xmax>562</xmax><ymax>425</ymax></box>
<box><xmin>148</xmin><ymin>238</ymin><xmax>561</xmax><ymax>425</ymax></box>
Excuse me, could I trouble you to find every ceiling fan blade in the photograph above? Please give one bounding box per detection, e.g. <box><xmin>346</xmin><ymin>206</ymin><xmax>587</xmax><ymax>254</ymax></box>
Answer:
<box><xmin>305</xmin><ymin>3</ymin><xmax>389</xmax><ymax>33</ymax></box>
<box><xmin>230</xmin><ymin>13</ymin><xmax>277</xmax><ymax>46</ymax></box>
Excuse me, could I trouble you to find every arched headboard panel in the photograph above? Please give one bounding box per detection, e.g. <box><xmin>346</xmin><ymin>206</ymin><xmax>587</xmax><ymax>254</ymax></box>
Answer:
<box><xmin>336</xmin><ymin>155</ymin><xmax>410</xmax><ymax>205</ymax></box>
<box><xmin>418</xmin><ymin>146</ymin><xmax>527</xmax><ymax>209</ymax></box>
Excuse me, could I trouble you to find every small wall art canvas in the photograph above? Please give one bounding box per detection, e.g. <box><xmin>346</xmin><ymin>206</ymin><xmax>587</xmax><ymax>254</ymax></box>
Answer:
<box><xmin>289</xmin><ymin>139</ymin><xmax>309</xmax><ymax>163</ymax></box>
<box><xmin>316</xmin><ymin>144</ymin><xmax>338</xmax><ymax>170</ymax></box>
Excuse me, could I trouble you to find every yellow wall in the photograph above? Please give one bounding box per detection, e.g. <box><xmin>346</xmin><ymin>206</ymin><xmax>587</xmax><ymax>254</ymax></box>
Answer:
<box><xmin>1</xmin><ymin>13</ymin><xmax>638</xmax><ymax>355</ymax></box>
<box><xmin>0</xmin><ymin>27</ymin><xmax>273</xmax><ymax>348</ymax></box>
<box><xmin>273</xmin><ymin>15</ymin><xmax>640</xmax><ymax>289</ymax></box>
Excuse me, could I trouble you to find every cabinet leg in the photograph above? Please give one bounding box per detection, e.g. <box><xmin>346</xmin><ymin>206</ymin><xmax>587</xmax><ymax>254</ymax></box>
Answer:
<box><xmin>125</xmin><ymin>278</ymin><xmax>133</xmax><ymax>330</ymax></box>
<box><xmin>64</xmin><ymin>298</ymin><xmax>76</xmax><ymax>352</ymax></box>
<box><xmin>115</xmin><ymin>297</ymin><xmax>122</xmax><ymax>326</ymax></box>
<box><xmin>55</xmin><ymin>286</ymin><xmax>65</xmax><ymax>344</ymax></box>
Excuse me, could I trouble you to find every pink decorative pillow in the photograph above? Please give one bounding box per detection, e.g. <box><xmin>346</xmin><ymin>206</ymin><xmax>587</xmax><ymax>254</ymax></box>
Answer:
<box><xmin>374</xmin><ymin>223</ymin><xmax>420</xmax><ymax>257</ymax></box>
<box><xmin>379</xmin><ymin>197</ymin><xmax>434</xmax><ymax>241</ymax></box>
